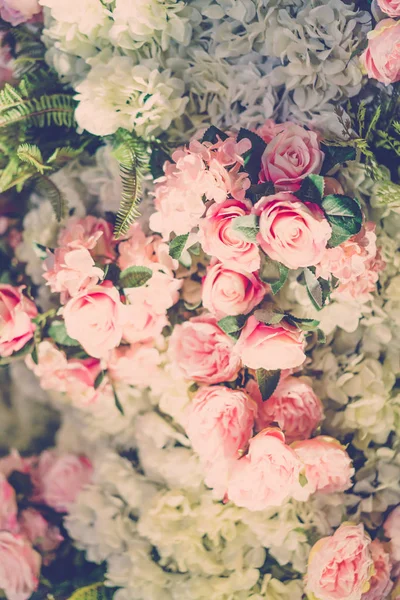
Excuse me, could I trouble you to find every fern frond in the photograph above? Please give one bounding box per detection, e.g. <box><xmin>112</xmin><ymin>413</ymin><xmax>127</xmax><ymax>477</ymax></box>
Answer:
<box><xmin>0</xmin><ymin>87</ymin><xmax>76</xmax><ymax>129</ymax></box>
<box><xmin>374</xmin><ymin>180</ymin><xmax>400</xmax><ymax>207</ymax></box>
<box><xmin>34</xmin><ymin>175</ymin><xmax>68</xmax><ymax>222</ymax></box>
<box><xmin>113</xmin><ymin>138</ymin><xmax>149</xmax><ymax>238</ymax></box>
<box><xmin>0</xmin><ymin>157</ymin><xmax>34</xmax><ymax>193</ymax></box>
<box><xmin>17</xmin><ymin>143</ymin><xmax>51</xmax><ymax>174</ymax></box>
<box><xmin>47</xmin><ymin>145</ymin><xmax>88</xmax><ymax>166</ymax></box>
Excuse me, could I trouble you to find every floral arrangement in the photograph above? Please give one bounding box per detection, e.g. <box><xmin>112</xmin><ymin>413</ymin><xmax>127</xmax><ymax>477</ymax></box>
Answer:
<box><xmin>0</xmin><ymin>0</ymin><xmax>400</xmax><ymax>600</ymax></box>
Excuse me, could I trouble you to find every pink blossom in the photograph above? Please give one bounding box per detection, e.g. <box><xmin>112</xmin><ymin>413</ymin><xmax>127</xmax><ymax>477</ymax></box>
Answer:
<box><xmin>202</xmin><ymin>260</ymin><xmax>266</xmax><ymax>319</ymax></box>
<box><xmin>227</xmin><ymin>428</ymin><xmax>303</xmax><ymax>510</ymax></box>
<box><xmin>0</xmin><ymin>474</ymin><xmax>17</xmax><ymax>531</ymax></box>
<box><xmin>108</xmin><ymin>343</ymin><xmax>161</xmax><ymax>388</ymax></box>
<box><xmin>362</xmin><ymin>540</ymin><xmax>393</xmax><ymax>600</ymax></box>
<box><xmin>0</xmin><ymin>285</ymin><xmax>37</xmax><ymax>357</ymax></box>
<box><xmin>58</xmin><ymin>215</ymin><xmax>115</xmax><ymax>263</ymax></box>
<box><xmin>384</xmin><ymin>506</ymin><xmax>400</xmax><ymax>563</ymax></box>
<box><xmin>360</xmin><ymin>19</ymin><xmax>400</xmax><ymax>85</ymax></box>
<box><xmin>306</xmin><ymin>523</ymin><xmax>374</xmax><ymax>600</ymax></box>
<box><xmin>0</xmin><ymin>532</ymin><xmax>41</xmax><ymax>600</ymax></box>
<box><xmin>377</xmin><ymin>0</ymin><xmax>400</xmax><ymax>16</ymax></box>
<box><xmin>117</xmin><ymin>223</ymin><xmax>178</xmax><ymax>274</ymax></box>
<box><xmin>237</xmin><ymin>315</ymin><xmax>306</xmax><ymax>371</ymax></box>
<box><xmin>122</xmin><ymin>298</ymin><xmax>169</xmax><ymax>344</ymax></box>
<box><xmin>254</xmin><ymin>194</ymin><xmax>331</xmax><ymax>270</ymax></box>
<box><xmin>199</xmin><ymin>199</ymin><xmax>260</xmax><ymax>272</ymax></box>
<box><xmin>292</xmin><ymin>436</ymin><xmax>354</xmax><ymax>501</ymax></box>
<box><xmin>259</xmin><ymin>124</ymin><xmax>324</xmax><ymax>191</ymax></box>
<box><xmin>19</xmin><ymin>509</ymin><xmax>63</xmax><ymax>563</ymax></box>
<box><xmin>249</xmin><ymin>376</ymin><xmax>323</xmax><ymax>443</ymax></box>
<box><xmin>63</xmin><ymin>282</ymin><xmax>125</xmax><ymax>358</ymax></box>
<box><xmin>255</xmin><ymin>119</ymin><xmax>291</xmax><ymax>144</ymax></box>
<box><xmin>123</xmin><ymin>270</ymin><xmax>181</xmax><ymax>315</ymax></box>
<box><xmin>0</xmin><ymin>0</ymin><xmax>41</xmax><ymax>26</ymax></box>
<box><xmin>43</xmin><ymin>246</ymin><xmax>104</xmax><ymax>304</ymax></box>
<box><xmin>168</xmin><ymin>313</ymin><xmax>241</xmax><ymax>384</ymax></box>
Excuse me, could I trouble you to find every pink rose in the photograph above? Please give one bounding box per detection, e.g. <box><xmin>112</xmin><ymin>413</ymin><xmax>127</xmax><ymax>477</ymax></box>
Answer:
<box><xmin>0</xmin><ymin>532</ymin><xmax>41</xmax><ymax>600</ymax></box>
<box><xmin>362</xmin><ymin>540</ymin><xmax>393</xmax><ymax>600</ymax></box>
<box><xmin>63</xmin><ymin>282</ymin><xmax>125</xmax><ymax>358</ymax></box>
<box><xmin>292</xmin><ymin>436</ymin><xmax>354</xmax><ymax>501</ymax></box>
<box><xmin>360</xmin><ymin>19</ymin><xmax>400</xmax><ymax>85</ymax></box>
<box><xmin>32</xmin><ymin>451</ymin><xmax>92</xmax><ymax>513</ymax></box>
<box><xmin>384</xmin><ymin>506</ymin><xmax>400</xmax><ymax>563</ymax></box>
<box><xmin>108</xmin><ymin>344</ymin><xmax>161</xmax><ymax>388</ymax></box>
<box><xmin>19</xmin><ymin>509</ymin><xmax>63</xmax><ymax>562</ymax></box>
<box><xmin>0</xmin><ymin>474</ymin><xmax>17</xmax><ymax>531</ymax></box>
<box><xmin>122</xmin><ymin>299</ymin><xmax>169</xmax><ymax>344</ymax></box>
<box><xmin>306</xmin><ymin>523</ymin><xmax>374</xmax><ymax>600</ymax></box>
<box><xmin>259</xmin><ymin>124</ymin><xmax>324</xmax><ymax>191</ymax></box>
<box><xmin>227</xmin><ymin>428</ymin><xmax>302</xmax><ymax>510</ymax></box>
<box><xmin>378</xmin><ymin>0</ymin><xmax>400</xmax><ymax>16</ymax></box>
<box><xmin>0</xmin><ymin>285</ymin><xmax>37</xmax><ymax>357</ymax></box>
<box><xmin>43</xmin><ymin>247</ymin><xmax>104</xmax><ymax>304</ymax></box>
<box><xmin>255</xmin><ymin>119</ymin><xmax>291</xmax><ymax>144</ymax></box>
<box><xmin>199</xmin><ymin>199</ymin><xmax>260</xmax><ymax>272</ymax></box>
<box><xmin>58</xmin><ymin>216</ymin><xmax>116</xmax><ymax>263</ymax></box>
<box><xmin>254</xmin><ymin>194</ymin><xmax>331</xmax><ymax>270</ymax></box>
<box><xmin>249</xmin><ymin>376</ymin><xmax>323</xmax><ymax>443</ymax></box>
<box><xmin>168</xmin><ymin>314</ymin><xmax>241</xmax><ymax>384</ymax></box>
<box><xmin>185</xmin><ymin>386</ymin><xmax>257</xmax><ymax>464</ymax></box>
<box><xmin>202</xmin><ymin>260</ymin><xmax>266</xmax><ymax>319</ymax></box>
<box><xmin>0</xmin><ymin>0</ymin><xmax>41</xmax><ymax>25</ymax></box>
<box><xmin>236</xmin><ymin>315</ymin><xmax>306</xmax><ymax>371</ymax></box>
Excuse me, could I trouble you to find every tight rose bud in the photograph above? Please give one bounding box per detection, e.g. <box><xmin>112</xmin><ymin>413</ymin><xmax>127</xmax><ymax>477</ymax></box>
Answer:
<box><xmin>360</xmin><ymin>19</ymin><xmax>400</xmax><ymax>86</ymax></box>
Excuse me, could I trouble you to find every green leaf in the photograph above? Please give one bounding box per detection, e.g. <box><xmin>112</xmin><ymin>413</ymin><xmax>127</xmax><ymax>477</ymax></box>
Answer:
<box><xmin>47</xmin><ymin>146</ymin><xmax>86</xmax><ymax>166</ymax></box>
<box><xmin>34</xmin><ymin>175</ymin><xmax>68</xmax><ymax>222</ymax></box>
<box><xmin>259</xmin><ymin>256</ymin><xmax>289</xmax><ymax>295</ymax></box>
<box><xmin>284</xmin><ymin>314</ymin><xmax>320</xmax><ymax>331</ymax></box>
<box><xmin>94</xmin><ymin>371</ymin><xmax>106</xmax><ymax>389</ymax></box>
<box><xmin>253</xmin><ymin>305</ymin><xmax>285</xmax><ymax>325</ymax></box>
<box><xmin>67</xmin><ymin>582</ymin><xmax>109</xmax><ymax>600</ymax></box>
<box><xmin>237</xmin><ymin>128</ymin><xmax>267</xmax><ymax>184</ymax></box>
<box><xmin>321</xmin><ymin>194</ymin><xmax>363</xmax><ymax>247</ymax></box>
<box><xmin>17</xmin><ymin>143</ymin><xmax>50</xmax><ymax>175</ymax></box>
<box><xmin>217</xmin><ymin>315</ymin><xmax>247</xmax><ymax>340</ymax></box>
<box><xmin>31</xmin><ymin>343</ymin><xmax>38</xmax><ymax>365</ymax></box>
<box><xmin>270</xmin><ymin>263</ymin><xmax>289</xmax><ymax>295</ymax></box>
<box><xmin>201</xmin><ymin>125</ymin><xmax>228</xmax><ymax>144</ymax></box>
<box><xmin>231</xmin><ymin>214</ymin><xmax>259</xmax><ymax>242</ymax></box>
<box><xmin>119</xmin><ymin>265</ymin><xmax>152</xmax><ymax>288</ymax></box>
<box><xmin>169</xmin><ymin>233</ymin><xmax>189</xmax><ymax>260</ymax></box>
<box><xmin>317</xmin><ymin>328</ymin><xmax>326</xmax><ymax>344</ymax></box>
<box><xmin>113</xmin><ymin>387</ymin><xmax>125</xmax><ymax>416</ymax></box>
<box><xmin>256</xmin><ymin>368</ymin><xmax>281</xmax><ymax>402</ymax></box>
<box><xmin>320</xmin><ymin>144</ymin><xmax>356</xmax><ymax>175</ymax></box>
<box><xmin>294</xmin><ymin>174</ymin><xmax>324</xmax><ymax>204</ymax></box>
<box><xmin>48</xmin><ymin>321</ymin><xmax>80</xmax><ymax>347</ymax></box>
<box><xmin>247</xmin><ymin>181</ymin><xmax>275</xmax><ymax>204</ymax></box>
<box><xmin>299</xmin><ymin>472</ymin><xmax>308</xmax><ymax>487</ymax></box>
<box><xmin>304</xmin><ymin>268</ymin><xmax>324</xmax><ymax>310</ymax></box>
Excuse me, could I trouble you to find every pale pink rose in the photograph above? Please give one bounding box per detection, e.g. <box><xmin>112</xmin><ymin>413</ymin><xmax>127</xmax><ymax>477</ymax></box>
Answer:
<box><xmin>118</xmin><ymin>223</ymin><xmax>178</xmax><ymax>274</ymax></box>
<box><xmin>199</xmin><ymin>199</ymin><xmax>260</xmax><ymax>272</ymax></box>
<box><xmin>362</xmin><ymin>540</ymin><xmax>393</xmax><ymax>600</ymax></box>
<box><xmin>58</xmin><ymin>216</ymin><xmax>115</xmax><ymax>263</ymax></box>
<box><xmin>227</xmin><ymin>428</ymin><xmax>302</xmax><ymax>510</ymax></box>
<box><xmin>360</xmin><ymin>19</ymin><xmax>400</xmax><ymax>85</ymax></box>
<box><xmin>202</xmin><ymin>260</ymin><xmax>266</xmax><ymax>319</ymax></box>
<box><xmin>19</xmin><ymin>509</ymin><xmax>63</xmax><ymax>562</ymax></box>
<box><xmin>122</xmin><ymin>299</ymin><xmax>169</xmax><ymax>344</ymax></box>
<box><xmin>0</xmin><ymin>285</ymin><xmax>37</xmax><ymax>357</ymax></box>
<box><xmin>63</xmin><ymin>357</ymin><xmax>102</xmax><ymax>405</ymax></box>
<box><xmin>168</xmin><ymin>313</ymin><xmax>241</xmax><ymax>384</ymax></box>
<box><xmin>0</xmin><ymin>532</ymin><xmax>41</xmax><ymax>600</ymax></box>
<box><xmin>32</xmin><ymin>451</ymin><xmax>92</xmax><ymax>513</ymax></box>
<box><xmin>237</xmin><ymin>315</ymin><xmax>306</xmax><ymax>371</ymax></box>
<box><xmin>43</xmin><ymin>246</ymin><xmax>104</xmax><ymax>304</ymax></box>
<box><xmin>0</xmin><ymin>474</ymin><xmax>17</xmax><ymax>532</ymax></box>
<box><xmin>384</xmin><ymin>506</ymin><xmax>400</xmax><ymax>563</ymax></box>
<box><xmin>378</xmin><ymin>0</ymin><xmax>400</xmax><ymax>16</ymax></box>
<box><xmin>0</xmin><ymin>450</ymin><xmax>32</xmax><ymax>479</ymax></box>
<box><xmin>259</xmin><ymin>124</ymin><xmax>324</xmax><ymax>191</ymax></box>
<box><xmin>185</xmin><ymin>386</ymin><xmax>257</xmax><ymax>464</ymax></box>
<box><xmin>254</xmin><ymin>194</ymin><xmax>331</xmax><ymax>270</ymax></box>
<box><xmin>306</xmin><ymin>523</ymin><xmax>374</xmax><ymax>600</ymax></box>
<box><xmin>108</xmin><ymin>343</ymin><xmax>161</xmax><ymax>388</ymax></box>
<box><xmin>292</xmin><ymin>436</ymin><xmax>354</xmax><ymax>501</ymax></box>
<box><xmin>63</xmin><ymin>282</ymin><xmax>124</xmax><ymax>358</ymax></box>
<box><xmin>0</xmin><ymin>0</ymin><xmax>41</xmax><ymax>25</ymax></box>
<box><xmin>255</xmin><ymin>119</ymin><xmax>291</xmax><ymax>144</ymax></box>
<box><xmin>249</xmin><ymin>376</ymin><xmax>323</xmax><ymax>443</ymax></box>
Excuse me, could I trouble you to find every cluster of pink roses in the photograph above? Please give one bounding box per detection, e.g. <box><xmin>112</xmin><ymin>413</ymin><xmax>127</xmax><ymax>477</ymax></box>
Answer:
<box><xmin>361</xmin><ymin>0</ymin><xmax>400</xmax><ymax>85</ymax></box>
<box><xmin>0</xmin><ymin>449</ymin><xmax>92</xmax><ymax>600</ymax></box>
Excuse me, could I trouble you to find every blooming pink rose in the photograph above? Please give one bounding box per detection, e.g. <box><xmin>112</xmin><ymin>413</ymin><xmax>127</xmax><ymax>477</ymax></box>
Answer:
<box><xmin>58</xmin><ymin>216</ymin><xmax>115</xmax><ymax>263</ymax></box>
<box><xmin>259</xmin><ymin>124</ymin><xmax>324</xmax><ymax>191</ymax></box>
<box><xmin>255</xmin><ymin>119</ymin><xmax>291</xmax><ymax>144</ymax></box>
<box><xmin>237</xmin><ymin>315</ymin><xmax>306</xmax><ymax>371</ymax></box>
<box><xmin>19</xmin><ymin>509</ymin><xmax>63</xmax><ymax>563</ymax></box>
<box><xmin>0</xmin><ymin>285</ymin><xmax>37</xmax><ymax>357</ymax></box>
<box><xmin>0</xmin><ymin>532</ymin><xmax>41</xmax><ymax>600</ymax></box>
<box><xmin>384</xmin><ymin>506</ymin><xmax>400</xmax><ymax>563</ymax></box>
<box><xmin>43</xmin><ymin>247</ymin><xmax>104</xmax><ymax>304</ymax></box>
<box><xmin>63</xmin><ymin>282</ymin><xmax>124</xmax><ymax>358</ymax></box>
<box><xmin>199</xmin><ymin>199</ymin><xmax>260</xmax><ymax>272</ymax></box>
<box><xmin>254</xmin><ymin>194</ymin><xmax>331</xmax><ymax>270</ymax></box>
<box><xmin>168</xmin><ymin>314</ymin><xmax>241</xmax><ymax>384</ymax></box>
<box><xmin>0</xmin><ymin>0</ymin><xmax>41</xmax><ymax>25</ymax></box>
<box><xmin>108</xmin><ymin>343</ymin><xmax>161</xmax><ymax>388</ymax></box>
<box><xmin>360</xmin><ymin>19</ymin><xmax>400</xmax><ymax>85</ymax></box>
<box><xmin>202</xmin><ymin>260</ymin><xmax>266</xmax><ymax>319</ymax></box>
<box><xmin>292</xmin><ymin>436</ymin><xmax>354</xmax><ymax>501</ymax></box>
<box><xmin>306</xmin><ymin>523</ymin><xmax>374</xmax><ymax>600</ymax></box>
<box><xmin>362</xmin><ymin>540</ymin><xmax>393</xmax><ymax>600</ymax></box>
<box><xmin>32</xmin><ymin>451</ymin><xmax>92</xmax><ymax>513</ymax></box>
<box><xmin>227</xmin><ymin>428</ymin><xmax>302</xmax><ymax>510</ymax></box>
<box><xmin>122</xmin><ymin>299</ymin><xmax>169</xmax><ymax>344</ymax></box>
<box><xmin>249</xmin><ymin>376</ymin><xmax>323</xmax><ymax>443</ymax></box>
<box><xmin>378</xmin><ymin>0</ymin><xmax>400</xmax><ymax>16</ymax></box>
<box><xmin>0</xmin><ymin>474</ymin><xmax>17</xmax><ymax>531</ymax></box>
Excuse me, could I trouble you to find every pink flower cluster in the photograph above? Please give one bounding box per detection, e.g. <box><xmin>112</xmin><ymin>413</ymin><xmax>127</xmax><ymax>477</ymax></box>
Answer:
<box><xmin>0</xmin><ymin>449</ymin><xmax>92</xmax><ymax>600</ymax></box>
